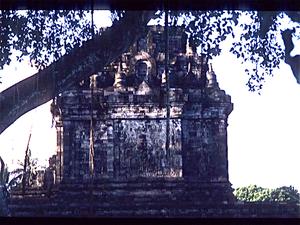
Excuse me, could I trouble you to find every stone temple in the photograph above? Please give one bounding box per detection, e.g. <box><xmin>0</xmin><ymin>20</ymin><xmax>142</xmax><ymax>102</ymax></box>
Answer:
<box><xmin>6</xmin><ymin>26</ymin><xmax>299</xmax><ymax>217</ymax></box>
<box><xmin>53</xmin><ymin>25</ymin><xmax>235</xmax><ymax>211</ymax></box>
<box><xmin>55</xmin><ymin>26</ymin><xmax>233</xmax><ymax>184</ymax></box>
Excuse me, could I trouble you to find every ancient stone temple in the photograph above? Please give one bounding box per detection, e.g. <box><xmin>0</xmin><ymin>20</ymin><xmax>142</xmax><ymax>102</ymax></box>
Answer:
<box><xmin>6</xmin><ymin>26</ymin><xmax>299</xmax><ymax>218</ymax></box>
<box><xmin>48</xmin><ymin>25</ymin><xmax>235</xmax><ymax>213</ymax></box>
<box><xmin>54</xmin><ymin>26</ymin><xmax>232</xmax><ymax>184</ymax></box>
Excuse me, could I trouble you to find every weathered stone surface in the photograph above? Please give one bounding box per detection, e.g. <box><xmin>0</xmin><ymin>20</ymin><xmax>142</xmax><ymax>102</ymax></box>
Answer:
<box><xmin>7</xmin><ymin>182</ymin><xmax>300</xmax><ymax>218</ymax></box>
<box><xmin>6</xmin><ymin>26</ymin><xmax>299</xmax><ymax>218</ymax></box>
<box><xmin>54</xmin><ymin>26</ymin><xmax>232</xmax><ymax>183</ymax></box>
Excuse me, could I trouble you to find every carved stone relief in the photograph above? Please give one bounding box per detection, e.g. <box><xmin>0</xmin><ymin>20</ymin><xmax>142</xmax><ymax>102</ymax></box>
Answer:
<box><xmin>113</xmin><ymin>119</ymin><xmax>182</xmax><ymax>178</ymax></box>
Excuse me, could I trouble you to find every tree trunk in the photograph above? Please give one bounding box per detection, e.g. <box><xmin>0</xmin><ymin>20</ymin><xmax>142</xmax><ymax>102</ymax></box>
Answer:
<box><xmin>0</xmin><ymin>11</ymin><xmax>156</xmax><ymax>134</ymax></box>
<box><xmin>0</xmin><ymin>156</ymin><xmax>9</xmax><ymax>216</ymax></box>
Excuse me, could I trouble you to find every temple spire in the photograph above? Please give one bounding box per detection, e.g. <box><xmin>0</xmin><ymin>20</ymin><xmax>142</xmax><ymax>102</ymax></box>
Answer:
<box><xmin>113</xmin><ymin>61</ymin><xmax>126</xmax><ymax>88</ymax></box>
<box><xmin>206</xmin><ymin>63</ymin><xmax>219</xmax><ymax>88</ymax></box>
<box><xmin>186</xmin><ymin>39</ymin><xmax>194</xmax><ymax>56</ymax></box>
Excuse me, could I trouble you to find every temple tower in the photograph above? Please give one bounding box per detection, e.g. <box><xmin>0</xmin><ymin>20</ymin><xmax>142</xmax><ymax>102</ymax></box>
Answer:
<box><xmin>7</xmin><ymin>26</ymin><xmax>299</xmax><ymax>218</ymax></box>
<box><xmin>53</xmin><ymin>26</ymin><xmax>234</xmax><ymax>206</ymax></box>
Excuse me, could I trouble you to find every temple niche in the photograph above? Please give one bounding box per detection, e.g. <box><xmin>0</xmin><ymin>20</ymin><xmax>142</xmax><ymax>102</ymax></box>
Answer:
<box><xmin>53</xmin><ymin>25</ymin><xmax>234</xmax><ymax>202</ymax></box>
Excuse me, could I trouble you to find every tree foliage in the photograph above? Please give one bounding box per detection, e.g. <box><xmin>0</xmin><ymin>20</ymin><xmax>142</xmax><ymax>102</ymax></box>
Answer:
<box><xmin>171</xmin><ymin>11</ymin><xmax>299</xmax><ymax>93</ymax></box>
<box><xmin>0</xmin><ymin>149</ymin><xmax>39</xmax><ymax>197</ymax></box>
<box><xmin>18</xmin><ymin>149</ymin><xmax>38</xmax><ymax>187</ymax></box>
<box><xmin>1</xmin><ymin>10</ymin><xmax>300</xmax><ymax>91</ymax></box>
<box><xmin>1</xmin><ymin>10</ymin><xmax>300</xmax><ymax>133</ymax></box>
<box><xmin>0</xmin><ymin>156</ymin><xmax>22</xmax><ymax>197</ymax></box>
<box><xmin>0</xmin><ymin>10</ymin><xmax>94</xmax><ymax>70</ymax></box>
<box><xmin>234</xmin><ymin>184</ymin><xmax>300</xmax><ymax>204</ymax></box>
<box><xmin>229</xmin><ymin>11</ymin><xmax>286</xmax><ymax>92</ymax></box>
<box><xmin>0</xmin><ymin>11</ymin><xmax>155</xmax><ymax>134</ymax></box>
<box><xmin>180</xmin><ymin>11</ymin><xmax>240</xmax><ymax>57</ymax></box>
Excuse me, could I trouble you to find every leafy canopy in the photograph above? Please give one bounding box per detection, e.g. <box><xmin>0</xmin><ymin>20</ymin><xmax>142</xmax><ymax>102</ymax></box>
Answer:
<box><xmin>170</xmin><ymin>11</ymin><xmax>291</xmax><ymax>93</ymax></box>
<box><xmin>0</xmin><ymin>10</ymin><xmax>95</xmax><ymax>71</ymax></box>
<box><xmin>1</xmin><ymin>10</ymin><xmax>299</xmax><ymax>92</ymax></box>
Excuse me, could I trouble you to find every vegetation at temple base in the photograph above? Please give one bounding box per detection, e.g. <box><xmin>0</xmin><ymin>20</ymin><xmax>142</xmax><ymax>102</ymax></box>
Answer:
<box><xmin>0</xmin><ymin>150</ymin><xmax>39</xmax><ymax>197</ymax></box>
<box><xmin>0</xmin><ymin>157</ymin><xmax>22</xmax><ymax>197</ymax></box>
<box><xmin>234</xmin><ymin>184</ymin><xmax>300</xmax><ymax>204</ymax></box>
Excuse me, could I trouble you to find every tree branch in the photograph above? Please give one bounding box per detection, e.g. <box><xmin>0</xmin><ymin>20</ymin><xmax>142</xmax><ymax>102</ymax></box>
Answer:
<box><xmin>0</xmin><ymin>11</ymin><xmax>156</xmax><ymax>134</ymax></box>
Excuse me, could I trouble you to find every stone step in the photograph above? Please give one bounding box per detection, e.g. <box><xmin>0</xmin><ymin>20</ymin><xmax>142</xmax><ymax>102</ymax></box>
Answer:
<box><xmin>8</xmin><ymin>200</ymin><xmax>233</xmax><ymax>217</ymax></box>
<box><xmin>7</xmin><ymin>196</ymin><xmax>300</xmax><ymax>218</ymax></box>
<box><xmin>7</xmin><ymin>180</ymin><xmax>236</xmax><ymax>217</ymax></box>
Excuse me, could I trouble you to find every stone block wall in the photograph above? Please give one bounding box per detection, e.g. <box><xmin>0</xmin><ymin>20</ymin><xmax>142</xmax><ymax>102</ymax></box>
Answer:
<box><xmin>52</xmin><ymin>26</ymin><xmax>233</xmax><ymax>184</ymax></box>
<box><xmin>5</xmin><ymin>26</ymin><xmax>300</xmax><ymax>218</ymax></box>
<box><xmin>56</xmin><ymin>85</ymin><xmax>232</xmax><ymax>182</ymax></box>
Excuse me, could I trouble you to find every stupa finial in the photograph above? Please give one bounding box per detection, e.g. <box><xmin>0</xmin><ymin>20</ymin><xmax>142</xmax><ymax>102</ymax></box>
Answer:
<box><xmin>206</xmin><ymin>63</ymin><xmax>219</xmax><ymax>88</ymax></box>
<box><xmin>186</xmin><ymin>38</ymin><xmax>194</xmax><ymax>56</ymax></box>
<box><xmin>114</xmin><ymin>61</ymin><xmax>126</xmax><ymax>88</ymax></box>
<box><xmin>209</xmin><ymin>63</ymin><xmax>213</xmax><ymax>73</ymax></box>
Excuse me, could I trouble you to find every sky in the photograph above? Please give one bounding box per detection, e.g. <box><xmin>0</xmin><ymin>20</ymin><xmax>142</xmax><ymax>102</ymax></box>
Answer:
<box><xmin>0</xmin><ymin>10</ymin><xmax>299</xmax><ymax>190</ymax></box>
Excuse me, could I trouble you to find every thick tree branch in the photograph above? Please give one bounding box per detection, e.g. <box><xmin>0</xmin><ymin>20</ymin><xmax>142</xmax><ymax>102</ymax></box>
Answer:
<box><xmin>0</xmin><ymin>11</ymin><xmax>156</xmax><ymax>134</ymax></box>
<box><xmin>282</xmin><ymin>29</ymin><xmax>300</xmax><ymax>84</ymax></box>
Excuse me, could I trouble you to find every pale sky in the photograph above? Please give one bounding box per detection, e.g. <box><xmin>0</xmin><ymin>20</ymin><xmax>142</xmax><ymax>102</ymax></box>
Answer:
<box><xmin>0</xmin><ymin>10</ymin><xmax>299</xmax><ymax>190</ymax></box>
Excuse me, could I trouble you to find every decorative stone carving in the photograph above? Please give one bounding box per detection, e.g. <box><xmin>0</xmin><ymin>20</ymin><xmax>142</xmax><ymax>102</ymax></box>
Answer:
<box><xmin>134</xmin><ymin>60</ymin><xmax>149</xmax><ymax>86</ymax></box>
<box><xmin>186</xmin><ymin>41</ymin><xmax>194</xmax><ymax>56</ymax></box>
<box><xmin>6</xmin><ymin>26</ymin><xmax>299</xmax><ymax>220</ymax></box>
<box><xmin>206</xmin><ymin>63</ymin><xmax>219</xmax><ymax>89</ymax></box>
<box><xmin>113</xmin><ymin>119</ymin><xmax>182</xmax><ymax>178</ymax></box>
<box><xmin>55</xmin><ymin>25</ymin><xmax>232</xmax><ymax>188</ymax></box>
<box><xmin>129</xmin><ymin>51</ymin><xmax>156</xmax><ymax>86</ymax></box>
<box><xmin>161</xmin><ymin>71</ymin><xmax>166</xmax><ymax>86</ymax></box>
<box><xmin>90</xmin><ymin>74</ymin><xmax>98</xmax><ymax>88</ymax></box>
<box><xmin>136</xmin><ymin>81</ymin><xmax>153</xmax><ymax>95</ymax></box>
<box><xmin>113</xmin><ymin>62</ymin><xmax>126</xmax><ymax>88</ymax></box>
